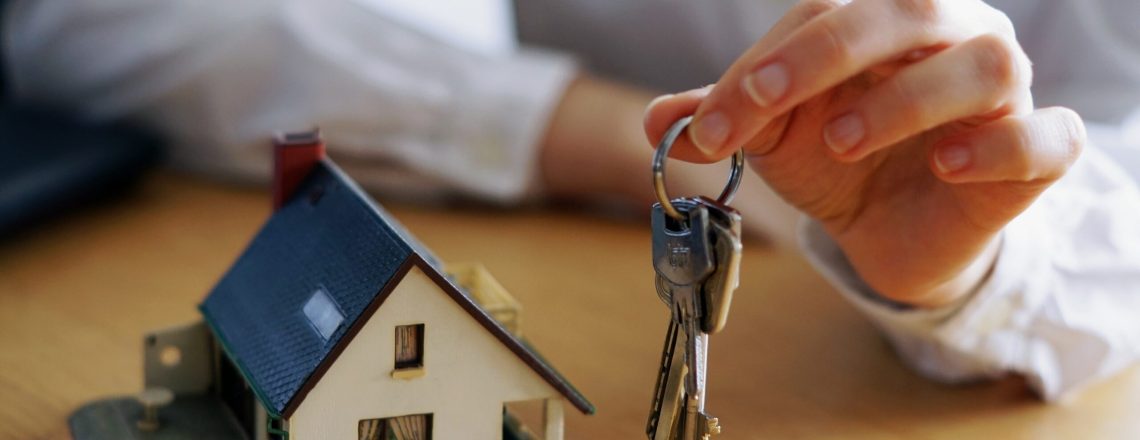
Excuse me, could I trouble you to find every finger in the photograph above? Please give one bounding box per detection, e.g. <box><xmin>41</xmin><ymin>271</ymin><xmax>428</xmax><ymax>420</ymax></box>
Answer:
<box><xmin>691</xmin><ymin>0</ymin><xmax>998</xmax><ymax>157</ymax></box>
<box><xmin>823</xmin><ymin>33</ymin><xmax>1032</xmax><ymax>160</ymax></box>
<box><xmin>645</xmin><ymin>0</ymin><xmax>850</xmax><ymax>162</ymax></box>
<box><xmin>930</xmin><ymin>107</ymin><xmax>1085</xmax><ymax>184</ymax></box>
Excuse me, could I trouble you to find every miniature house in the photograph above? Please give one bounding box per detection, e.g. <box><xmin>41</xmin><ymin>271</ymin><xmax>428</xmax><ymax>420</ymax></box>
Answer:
<box><xmin>142</xmin><ymin>131</ymin><xmax>592</xmax><ymax>439</ymax></box>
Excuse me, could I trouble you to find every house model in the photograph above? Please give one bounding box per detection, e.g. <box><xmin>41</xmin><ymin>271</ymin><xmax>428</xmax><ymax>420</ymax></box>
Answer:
<box><xmin>121</xmin><ymin>130</ymin><xmax>593</xmax><ymax>440</ymax></box>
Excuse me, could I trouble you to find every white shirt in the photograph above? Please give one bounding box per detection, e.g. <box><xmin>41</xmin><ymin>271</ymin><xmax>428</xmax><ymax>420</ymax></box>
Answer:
<box><xmin>6</xmin><ymin>0</ymin><xmax>1140</xmax><ymax>400</ymax></box>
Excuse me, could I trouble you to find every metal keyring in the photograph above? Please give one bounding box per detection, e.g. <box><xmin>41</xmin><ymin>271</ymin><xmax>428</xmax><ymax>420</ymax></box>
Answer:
<box><xmin>653</xmin><ymin>116</ymin><xmax>745</xmax><ymax>220</ymax></box>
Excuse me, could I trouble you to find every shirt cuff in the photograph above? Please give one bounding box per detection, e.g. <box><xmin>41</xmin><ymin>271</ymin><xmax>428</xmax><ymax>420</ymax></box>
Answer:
<box><xmin>796</xmin><ymin>216</ymin><xmax>1046</xmax><ymax>386</ymax></box>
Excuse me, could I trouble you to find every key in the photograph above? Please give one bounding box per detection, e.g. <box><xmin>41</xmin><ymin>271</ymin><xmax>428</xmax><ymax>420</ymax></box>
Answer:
<box><xmin>646</xmin><ymin>198</ymin><xmax>740</xmax><ymax>440</ymax></box>
<box><xmin>648</xmin><ymin>199</ymin><xmax>730</xmax><ymax>440</ymax></box>
<box><xmin>646</xmin><ymin>319</ymin><xmax>686</xmax><ymax>440</ymax></box>
<box><xmin>687</xmin><ymin>198</ymin><xmax>740</xmax><ymax>440</ymax></box>
<box><xmin>681</xmin><ymin>199</ymin><xmax>738</xmax><ymax>439</ymax></box>
<box><xmin>694</xmin><ymin>197</ymin><xmax>742</xmax><ymax>334</ymax></box>
<box><xmin>679</xmin><ymin>298</ymin><xmax>711</xmax><ymax>440</ymax></box>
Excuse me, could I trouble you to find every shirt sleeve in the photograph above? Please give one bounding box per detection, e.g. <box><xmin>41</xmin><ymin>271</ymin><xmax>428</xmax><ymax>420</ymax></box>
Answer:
<box><xmin>799</xmin><ymin>144</ymin><xmax>1140</xmax><ymax>401</ymax></box>
<box><xmin>3</xmin><ymin>0</ymin><xmax>578</xmax><ymax>203</ymax></box>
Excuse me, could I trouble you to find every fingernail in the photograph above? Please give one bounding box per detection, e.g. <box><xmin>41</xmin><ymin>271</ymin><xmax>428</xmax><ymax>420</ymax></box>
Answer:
<box><xmin>742</xmin><ymin>62</ymin><xmax>789</xmax><ymax>106</ymax></box>
<box><xmin>690</xmin><ymin>111</ymin><xmax>731</xmax><ymax>156</ymax></box>
<box><xmin>935</xmin><ymin>144</ymin><xmax>971</xmax><ymax>173</ymax></box>
<box><xmin>823</xmin><ymin>113</ymin><xmax>865</xmax><ymax>153</ymax></box>
<box><xmin>644</xmin><ymin>94</ymin><xmax>674</xmax><ymax>126</ymax></box>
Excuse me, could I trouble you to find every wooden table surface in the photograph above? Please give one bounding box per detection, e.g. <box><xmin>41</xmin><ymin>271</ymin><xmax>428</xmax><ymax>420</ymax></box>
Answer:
<box><xmin>2</xmin><ymin>173</ymin><xmax>1139</xmax><ymax>440</ymax></box>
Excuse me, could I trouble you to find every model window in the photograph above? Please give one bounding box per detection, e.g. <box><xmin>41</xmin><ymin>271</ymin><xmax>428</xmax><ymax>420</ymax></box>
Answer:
<box><xmin>394</xmin><ymin>324</ymin><xmax>424</xmax><ymax>369</ymax></box>
<box><xmin>359</xmin><ymin>413</ymin><xmax>432</xmax><ymax>440</ymax></box>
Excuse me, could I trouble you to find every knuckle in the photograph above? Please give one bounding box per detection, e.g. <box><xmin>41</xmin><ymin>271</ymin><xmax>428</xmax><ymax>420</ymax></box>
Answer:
<box><xmin>1006</xmin><ymin>122</ymin><xmax>1041</xmax><ymax>181</ymax></box>
<box><xmin>884</xmin><ymin>76</ymin><xmax>928</xmax><ymax>126</ymax></box>
<box><xmin>1007</xmin><ymin>108</ymin><xmax>1087</xmax><ymax>182</ymax></box>
<box><xmin>969</xmin><ymin>34</ymin><xmax>1020</xmax><ymax>93</ymax></box>
<box><xmin>891</xmin><ymin>0</ymin><xmax>943</xmax><ymax>24</ymax></box>
<box><xmin>1051</xmin><ymin>107</ymin><xmax>1086</xmax><ymax>165</ymax></box>
<box><xmin>815</xmin><ymin>18</ymin><xmax>856</xmax><ymax>68</ymax></box>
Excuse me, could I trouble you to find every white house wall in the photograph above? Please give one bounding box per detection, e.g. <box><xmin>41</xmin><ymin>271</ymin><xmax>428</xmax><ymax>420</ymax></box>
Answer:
<box><xmin>289</xmin><ymin>266</ymin><xmax>563</xmax><ymax>439</ymax></box>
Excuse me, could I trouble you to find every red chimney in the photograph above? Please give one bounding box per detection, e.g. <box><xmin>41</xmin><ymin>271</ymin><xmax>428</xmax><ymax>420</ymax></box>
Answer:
<box><xmin>273</xmin><ymin>128</ymin><xmax>326</xmax><ymax>211</ymax></box>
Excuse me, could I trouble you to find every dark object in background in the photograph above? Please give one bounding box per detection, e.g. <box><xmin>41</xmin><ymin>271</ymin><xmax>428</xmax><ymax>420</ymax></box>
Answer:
<box><xmin>0</xmin><ymin>105</ymin><xmax>162</xmax><ymax>238</ymax></box>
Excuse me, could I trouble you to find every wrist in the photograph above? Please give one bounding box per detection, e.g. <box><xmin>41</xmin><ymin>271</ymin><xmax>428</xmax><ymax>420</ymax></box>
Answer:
<box><xmin>899</xmin><ymin>236</ymin><xmax>1002</xmax><ymax>309</ymax></box>
<box><xmin>538</xmin><ymin>75</ymin><xmax>656</xmax><ymax>202</ymax></box>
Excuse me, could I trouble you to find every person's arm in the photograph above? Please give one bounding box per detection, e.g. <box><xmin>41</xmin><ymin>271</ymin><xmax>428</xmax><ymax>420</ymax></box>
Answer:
<box><xmin>3</xmin><ymin>0</ymin><xmax>574</xmax><ymax>203</ymax></box>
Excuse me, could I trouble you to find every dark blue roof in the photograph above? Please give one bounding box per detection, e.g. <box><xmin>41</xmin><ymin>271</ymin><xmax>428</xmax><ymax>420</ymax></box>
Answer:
<box><xmin>199</xmin><ymin>160</ymin><xmax>593</xmax><ymax>417</ymax></box>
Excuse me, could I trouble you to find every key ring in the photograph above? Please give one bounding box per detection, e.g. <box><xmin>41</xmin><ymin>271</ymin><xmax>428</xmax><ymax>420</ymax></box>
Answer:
<box><xmin>652</xmin><ymin>116</ymin><xmax>745</xmax><ymax>220</ymax></box>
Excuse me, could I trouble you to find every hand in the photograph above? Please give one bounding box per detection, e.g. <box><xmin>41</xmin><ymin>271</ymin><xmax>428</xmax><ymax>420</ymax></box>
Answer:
<box><xmin>644</xmin><ymin>0</ymin><xmax>1087</xmax><ymax>306</ymax></box>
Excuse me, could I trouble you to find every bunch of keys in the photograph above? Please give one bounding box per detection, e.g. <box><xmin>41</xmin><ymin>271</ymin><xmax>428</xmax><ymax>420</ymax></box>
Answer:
<box><xmin>646</xmin><ymin>116</ymin><xmax>744</xmax><ymax>440</ymax></box>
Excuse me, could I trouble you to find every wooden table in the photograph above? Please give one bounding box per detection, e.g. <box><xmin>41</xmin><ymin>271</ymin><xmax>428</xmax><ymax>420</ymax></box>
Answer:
<box><xmin>2</xmin><ymin>173</ymin><xmax>1139</xmax><ymax>440</ymax></box>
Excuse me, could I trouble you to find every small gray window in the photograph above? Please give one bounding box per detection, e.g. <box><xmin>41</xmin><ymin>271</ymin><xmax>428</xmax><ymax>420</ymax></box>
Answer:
<box><xmin>303</xmin><ymin>288</ymin><xmax>343</xmax><ymax>341</ymax></box>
